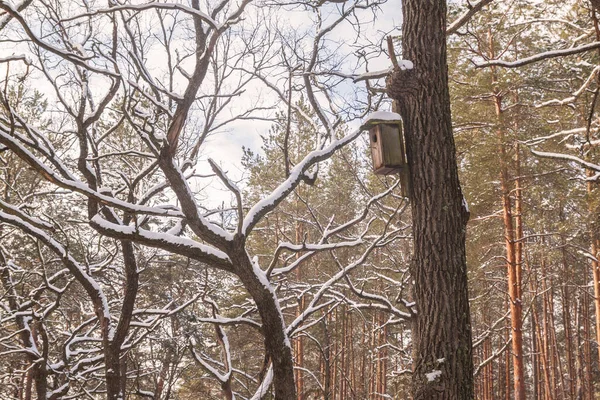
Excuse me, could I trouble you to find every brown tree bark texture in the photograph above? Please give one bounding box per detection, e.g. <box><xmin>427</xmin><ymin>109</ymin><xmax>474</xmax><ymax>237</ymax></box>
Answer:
<box><xmin>386</xmin><ymin>0</ymin><xmax>473</xmax><ymax>398</ymax></box>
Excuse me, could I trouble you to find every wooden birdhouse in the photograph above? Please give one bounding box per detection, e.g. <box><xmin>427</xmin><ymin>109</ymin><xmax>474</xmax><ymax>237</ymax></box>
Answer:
<box><xmin>362</xmin><ymin>111</ymin><xmax>406</xmax><ymax>175</ymax></box>
<box><xmin>362</xmin><ymin>111</ymin><xmax>410</xmax><ymax>197</ymax></box>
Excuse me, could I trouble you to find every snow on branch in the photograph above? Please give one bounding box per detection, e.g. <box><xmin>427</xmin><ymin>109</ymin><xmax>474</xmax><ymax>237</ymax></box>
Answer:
<box><xmin>475</xmin><ymin>41</ymin><xmax>600</xmax><ymax>69</ymax></box>
<box><xmin>250</xmin><ymin>366</ymin><xmax>273</xmax><ymax>400</ymax></box>
<box><xmin>535</xmin><ymin>66</ymin><xmax>600</xmax><ymax>107</ymax></box>
<box><xmin>0</xmin><ymin>210</ymin><xmax>111</xmax><ymax>323</ymax></box>
<box><xmin>242</xmin><ymin>128</ymin><xmax>363</xmax><ymax>235</ymax></box>
<box><xmin>189</xmin><ymin>337</ymin><xmax>231</xmax><ymax>385</ymax></box>
<box><xmin>330</xmin><ymin>252</ymin><xmax>414</xmax><ymax>320</ymax></box>
<box><xmin>446</xmin><ymin>0</ymin><xmax>495</xmax><ymax>35</ymax></box>
<box><xmin>158</xmin><ymin>148</ymin><xmax>233</xmax><ymax>244</ymax></box>
<box><xmin>270</xmin><ymin>183</ymin><xmax>399</xmax><ymax>277</ymax></box>
<box><xmin>189</xmin><ymin>300</ymin><xmax>234</xmax><ymax>394</ymax></box>
<box><xmin>0</xmin><ymin>129</ymin><xmax>185</xmax><ymax>218</ymax></box>
<box><xmin>523</xmin><ymin>128</ymin><xmax>586</xmax><ymax>146</ymax></box>
<box><xmin>276</xmin><ymin>239</ymin><xmax>364</xmax><ymax>252</ymax></box>
<box><xmin>90</xmin><ymin>215</ymin><xmax>234</xmax><ymax>272</ymax></box>
<box><xmin>529</xmin><ymin>149</ymin><xmax>600</xmax><ymax>173</ymax></box>
<box><xmin>352</xmin><ymin>68</ymin><xmax>391</xmax><ymax>82</ymax></box>
<box><xmin>60</xmin><ymin>3</ymin><xmax>219</xmax><ymax>31</ymax></box>
<box><xmin>0</xmin><ymin>0</ymin><xmax>33</xmax><ymax>31</ymax></box>
<box><xmin>0</xmin><ymin>54</ymin><xmax>31</xmax><ymax>65</ymax></box>
<box><xmin>286</xmin><ymin>224</ymin><xmax>410</xmax><ymax>337</ymax></box>
<box><xmin>0</xmin><ymin>2</ymin><xmax>119</xmax><ymax>77</ymax></box>
<box><xmin>352</xmin><ymin>62</ymin><xmax>413</xmax><ymax>82</ymax></box>
<box><xmin>208</xmin><ymin>158</ymin><xmax>243</xmax><ymax>234</ymax></box>
<box><xmin>0</xmin><ymin>198</ymin><xmax>54</xmax><ymax>231</ymax></box>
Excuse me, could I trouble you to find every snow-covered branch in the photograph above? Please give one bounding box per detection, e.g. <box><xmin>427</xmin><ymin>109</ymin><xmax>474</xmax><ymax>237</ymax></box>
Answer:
<box><xmin>475</xmin><ymin>41</ymin><xmax>600</xmax><ymax>68</ymax></box>
<box><xmin>242</xmin><ymin>128</ymin><xmax>364</xmax><ymax>235</ymax></box>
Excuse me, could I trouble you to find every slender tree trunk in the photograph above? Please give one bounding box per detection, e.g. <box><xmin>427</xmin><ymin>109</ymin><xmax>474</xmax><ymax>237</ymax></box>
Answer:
<box><xmin>350</xmin><ymin>313</ymin><xmax>356</xmax><ymax>396</ymax></box>
<box><xmin>588</xmin><ymin>10</ymin><xmax>600</xmax><ymax>399</ymax></box>
<box><xmin>361</xmin><ymin>318</ymin><xmax>367</xmax><ymax>397</ymax></box>
<box><xmin>341</xmin><ymin>304</ymin><xmax>347</xmax><ymax>400</ymax></box>
<box><xmin>332</xmin><ymin>308</ymin><xmax>338</xmax><ymax>400</ymax></box>
<box><xmin>23</xmin><ymin>369</ymin><xmax>32</xmax><ymax>400</ymax></box>
<box><xmin>583</xmin><ymin>290</ymin><xmax>593</xmax><ymax>399</ymax></box>
<box><xmin>531</xmin><ymin>305</ymin><xmax>539</xmax><ymax>400</ymax></box>
<box><xmin>369</xmin><ymin>313</ymin><xmax>376</xmax><ymax>399</ymax></box>
<box><xmin>575</xmin><ymin>292</ymin><xmax>584</xmax><ymax>399</ymax></box>
<box><xmin>546</xmin><ymin>280</ymin><xmax>564</xmax><ymax>399</ymax></box>
<box><xmin>505</xmin><ymin>316</ymin><xmax>511</xmax><ymax>400</ymax></box>
<box><xmin>155</xmin><ymin>359</ymin><xmax>170</xmax><ymax>400</ymax></box>
<box><xmin>381</xmin><ymin>318</ymin><xmax>388</xmax><ymax>396</ymax></box>
<box><xmin>322</xmin><ymin>315</ymin><xmax>332</xmax><ymax>400</ymax></box>
<box><xmin>540</xmin><ymin>258</ymin><xmax>554</xmax><ymax>400</ymax></box>
<box><xmin>488</xmin><ymin>29</ymin><xmax>526</xmax><ymax>397</ymax></box>
<box><xmin>295</xmin><ymin>221</ymin><xmax>305</xmax><ymax>400</ymax></box>
<box><xmin>387</xmin><ymin>1</ymin><xmax>473</xmax><ymax>398</ymax></box>
<box><xmin>561</xmin><ymin>234</ymin><xmax>576</xmax><ymax>399</ymax></box>
<box><xmin>483</xmin><ymin>338</ymin><xmax>493</xmax><ymax>400</ymax></box>
<box><xmin>586</xmin><ymin>176</ymin><xmax>600</xmax><ymax>382</ymax></box>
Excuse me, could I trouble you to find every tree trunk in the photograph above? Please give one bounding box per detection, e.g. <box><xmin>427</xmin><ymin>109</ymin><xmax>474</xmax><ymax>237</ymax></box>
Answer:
<box><xmin>540</xmin><ymin>258</ymin><xmax>554</xmax><ymax>400</ymax></box>
<box><xmin>295</xmin><ymin>221</ymin><xmax>305</xmax><ymax>400</ymax></box>
<box><xmin>230</xmin><ymin>238</ymin><xmax>296</xmax><ymax>400</ymax></box>
<box><xmin>587</xmin><ymin>176</ymin><xmax>600</xmax><ymax>382</ymax></box>
<box><xmin>386</xmin><ymin>1</ymin><xmax>473</xmax><ymax>398</ymax></box>
<box><xmin>583</xmin><ymin>290</ymin><xmax>593</xmax><ymax>399</ymax></box>
<box><xmin>505</xmin><ymin>314</ymin><xmax>511</xmax><ymax>400</ymax></box>
<box><xmin>322</xmin><ymin>315</ymin><xmax>332</xmax><ymax>400</ymax></box>
<box><xmin>488</xmin><ymin>24</ymin><xmax>526</xmax><ymax>399</ymax></box>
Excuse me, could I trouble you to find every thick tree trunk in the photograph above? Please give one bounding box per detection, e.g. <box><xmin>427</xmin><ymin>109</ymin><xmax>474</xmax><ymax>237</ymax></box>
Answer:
<box><xmin>105</xmin><ymin>351</ymin><xmax>122</xmax><ymax>400</ymax></box>
<box><xmin>386</xmin><ymin>1</ymin><xmax>473</xmax><ymax>398</ymax></box>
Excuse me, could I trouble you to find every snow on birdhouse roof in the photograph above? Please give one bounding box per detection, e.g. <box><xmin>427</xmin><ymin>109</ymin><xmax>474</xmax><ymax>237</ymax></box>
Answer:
<box><xmin>361</xmin><ymin>111</ymin><xmax>402</xmax><ymax>130</ymax></box>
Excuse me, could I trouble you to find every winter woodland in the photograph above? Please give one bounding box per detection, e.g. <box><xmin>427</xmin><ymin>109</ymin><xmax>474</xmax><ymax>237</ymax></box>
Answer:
<box><xmin>0</xmin><ymin>0</ymin><xmax>599</xmax><ymax>399</ymax></box>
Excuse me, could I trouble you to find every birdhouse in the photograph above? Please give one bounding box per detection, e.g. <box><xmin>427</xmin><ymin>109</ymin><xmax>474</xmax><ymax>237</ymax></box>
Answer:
<box><xmin>362</xmin><ymin>111</ymin><xmax>410</xmax><ymax>198</ymax></box>
<box><xmin>361</xmin><ymin>111</ymin><xmax>406</xmax><ymax>175</ymax></box>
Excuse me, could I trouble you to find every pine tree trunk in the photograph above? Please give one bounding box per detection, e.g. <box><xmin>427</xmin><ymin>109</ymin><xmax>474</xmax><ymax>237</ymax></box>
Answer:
<box><xmin>560</xmin><ymin>228</ymin><xmax>576</xmax><ymax>399</ymax></box>
<box><xmin>483</xmin><ymin>338</ymin><xmax>493</xmax><ymax>400</ymax></box>
<box><xmin>322</xmin><ymin>315</ymin><xmax>332</xmax><ymax>400</ymax></box>
<box><xmin>386</xmin><ymin>1</ymin><xmax>473</xmax><ymax>398</ymax></box>
<box><xmin>583</xmin><ymin>290</ymin><xmax>593</xmax><ymax>399</ymax></box>
<box><xmin>540</xmin><ymin>258</ymin><xmax>554</xmax><ymax>400</ymax></box>
<box><xmin>575</xmin><ymin>292</ymin><xmax>584</xmax><ymax>399</ymax></box>
<box><xmin>488</xmin><ymin>27</ymin><xmax>526</xmax><ymax>398</ymax></box>
<box><xmin>530</xmin><ymin>306</ymin><xmax>539</xmax><ymax>400</ymax></box>
<box><xmin>504</xmin><ymin>318</ymin><xmax>511</xmax><ymax>400</ymax></box>
<box><xmin>295</xmin><ymin>221</ymin><xmax>305</xmax><ymax>400</ymax></box>
<box><xmin>586</xmin><ymin>176</ymin><xmax>600</xmax><ymax>385</ymax></box>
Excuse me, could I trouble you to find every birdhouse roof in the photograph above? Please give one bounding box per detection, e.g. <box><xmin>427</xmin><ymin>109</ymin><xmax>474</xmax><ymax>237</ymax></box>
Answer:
<box><xmin>361</xmin><ymin>111</ymin><xmax>402</xmax><ymax>130</ymax></box>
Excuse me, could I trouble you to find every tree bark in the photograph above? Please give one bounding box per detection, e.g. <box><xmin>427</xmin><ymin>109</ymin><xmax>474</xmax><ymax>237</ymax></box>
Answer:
<box><xmin>386</xmin><ymin>0</ymin><xmax>473</xmax><ymax>398</ymax></box>
<box><xmin>229</xmin><ymin>238</ymin><xmax>296</xmax><ymax>400</ymax></box>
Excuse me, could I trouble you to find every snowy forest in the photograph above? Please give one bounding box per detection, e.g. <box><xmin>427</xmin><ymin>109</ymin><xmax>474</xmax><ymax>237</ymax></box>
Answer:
<box><xmin>0</xmin><ymin>0</ymin><xmax>599</xmax><ymax>399</ymax></box>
